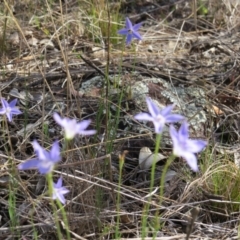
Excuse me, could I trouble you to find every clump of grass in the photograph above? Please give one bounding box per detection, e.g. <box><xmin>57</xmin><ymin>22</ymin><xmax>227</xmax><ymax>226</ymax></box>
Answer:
<box><xmin>8</xmin><ymin>175</ymin><xmax>20</xmax><ymax>238</ymax></box>
<box><xmin>86</xmin><ymin>0</ymin><xmax>121</xmax><ymax>45</ymax></box>
<box><xmin>202</xmin><ymin>160</ymin><xmax>240</xmax><ymax>212</ymax></box>
<box><xmin>0</xmin><ymin>19</ymin><xmax>7</xmax><ymax>55</ymax></box>
<box><xmin>197</xmin><ymin>0</ymin><xmax>209</xmax><ymax>15</ymax></box>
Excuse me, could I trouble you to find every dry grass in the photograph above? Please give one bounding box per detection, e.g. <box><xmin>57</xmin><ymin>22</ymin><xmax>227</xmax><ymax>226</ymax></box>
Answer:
<box><xmin>1</xmin><ymin>0</ymin><xmax>240</xmax><ymax>239</ymax></box>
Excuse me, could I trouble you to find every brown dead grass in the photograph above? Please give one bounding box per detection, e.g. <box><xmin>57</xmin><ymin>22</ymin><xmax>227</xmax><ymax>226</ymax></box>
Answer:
<box><xmin>1</xmin><ymin>0</ymin><xmax>240</xmax><ymax>239</ymax></box>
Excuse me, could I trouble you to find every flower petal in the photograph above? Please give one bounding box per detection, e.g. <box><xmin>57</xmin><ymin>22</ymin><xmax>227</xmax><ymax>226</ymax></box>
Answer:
<box><xmin>60</xmin><ymin>187</ymin><xmax>70</xmax><ymax>195</ymax></box>
<box><xmin>153</xmin><ymin>121</ymin><xmax>165</xmax><ymax>134</ymax></box>
<box><xmin>78</xmin><ymin>120</ymin><xmax>91</xmax><ymax>130</ymax></box>
<box><xmin>1</xmin><ymin>98</ymin><xmax>8</xmax><ymax>109</ymax></box>
<box><xmin>0</xmin><ymin>108</ymin><xmax>6</xmax><ymax>114</ymax></box>
<box><xmin>58</xmin><ymin>195</ymin><xmax>66</xmax><ymax>204</ymax></box>
<box><xmin>181</xmin><ymin>152</ymin><xmax>198</xmax><ymax>172</ymax></box>
<box><xmin>146</xmin><ymin>98</ymin><xmax>160</xmax><ymax>117</ymax></box>
<box><xmin>32</xmin><ymin>140</ymin><xmax>49</xmax><ymax>161</ymax></box>
<box><xmin>18</xmin><ymin>158</ymin><xmax>40</xmax><ymax>170</ymax></box>
<box><xmin>53</xmin><ymin>112</ymin><xmax>64</xmax><ymax>127</ymax></box>
<box><xmin>50</xmin><ymin>141</ymin><xmax>61</xmax><ymax>163</ymax></box>
<box><xmin>6</xmin><ymin>113</ymin><xmax>13</xmax><ymax>122</ymax></box>
<box><xmin>54</xmin><ymin>192</ymin><xmax>66</xmax><ymax>204</ymax></box>
<box><xmin>134</xmin><ymin>113</ymin><xmax>153</xmax><ymax>121</ymax></box>
<box><xmin>10</xmin><ymin>109</ymin><xmax>22</xmax><ymax>115</ymax></box>
<box><xmin>165</xmin><ymin>114</ymin><xmax>184</xmax><ymax>123</ymax></box>
<box><xmin>125</xmin><ymin>17</ymin><xmax>133</xmax><ymax>29</ymax></box>
<box><xmin>38</xmin><ymin>161</ymin><xmax>55</xmax><ymax>174</ymax></box>
<box><xmin>132</xmin><ymin>22</ymin><xmax>142</xmax><ymax>31</ymax></box>
<box><xmin>9</xmin><ymin>99</ymin><xmax>18</xmax><ymax>108</ymax></box>
<box><xmin>55</xmin><ymin>114</ymin><xmax>96</xmax><ymax>138</ymax></box>
<box><xmin>55</xmin><ymin>177</ymin><xmax>63</xmax><ymax>188</ymax></box>
<box><xmin>170</xmin><ymin>125</ymin><xmax>187</xmax><ymax>156</ymax></box>
<box><xmin>52</xmin><ymin>177</ymin><xmax>69</xmax><ymax>204</ymax></box>
<box><xmin>169</xmin><ymin>125</ymin><xmax>178</xmax><ymax>142</ymax></box>
<box><xmin>178</xmin><ymin>122</ymin><xmax>189</xmax><ymax>140</ymax></box>
<box><xmin>160</xmin><ymin>105</ymin><xmax>174</xmax><ymax>116</ymax></box>
<box><xmin>118</xmin><ymin>29</ymin><xmax>129</xmax><ymax>35</ymax></box>
<box><xmin>126</xmin><ymin>34</ymin><xmax>133</xmax><ymax>45</ymax></box>
<box><xmin>132</xmin><ymin>31</ymin><xmax>142</xmax><ymax>40</ymax></box>
<box><xmin>186</xmin><ymin>139</ymin><xmax>207</xmax><ymax>153</ymax></box>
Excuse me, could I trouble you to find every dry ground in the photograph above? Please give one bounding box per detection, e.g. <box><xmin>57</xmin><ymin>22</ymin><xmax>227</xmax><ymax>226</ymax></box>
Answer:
<box><xmin>1</xmin><ymin>0</ymin><xmax>240</xmax><ymax>239</ymax></box>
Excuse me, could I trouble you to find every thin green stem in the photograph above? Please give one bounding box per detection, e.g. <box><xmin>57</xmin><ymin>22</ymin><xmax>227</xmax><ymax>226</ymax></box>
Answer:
<box><xmin>150</xmin><ymin>134</ymin><xmax>161</xmax><ymax>191</ymax></box>
<box><xmin>46</xmin><ymin>173</ymin><xmax>63</xmax><ymax>240</ymax></box>
<box><xmin>115</xmin><ymin>155</ymin><xmax>124</xmax><ymax>239</ymax></box>
<box><xmin>152</xmin><ymin>154</ymin><xmax>176</xmax><ymax>239</ymax></box>
<box><xmin>46</xmin><ymin>142</ymin><xmax>71</xmax><ymax>240</ymax></box>
<box><xmin>159</xmin><ymin>154</ymin><xmax>176</xmax><ymax>202</ymax></box>
<box><xmin>141</xmin><ymin>134</ymin><xmax>161</xmax><ymax>239</ymax></box>
<box><xmin>56</xmin><ymin>199</ymin><xmax>71</xmax><ymax>240</ymax></box>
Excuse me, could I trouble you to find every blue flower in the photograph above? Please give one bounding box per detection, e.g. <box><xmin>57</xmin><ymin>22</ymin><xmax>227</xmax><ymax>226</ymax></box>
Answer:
<box><xmin>18</xmin><ymin>140</ymin><xmax>61</xmax><ymax>174</ymax></box>
<box><xmin>0</xmin><ymin>98</ymin><xmax>22</xmax><ymax>122</ymax></box>
<box><xmin>52</xmin><ymin>177</ymin><xmax>69</xmax><ymax>204</ymax></box>
<box><xmin>170</xmin><ymin>122</ymin><xmax>207</xmax><ymax>172</ymax></box>
<box><xmin>134</xmin><ymin>97</ymin><xmax>184</xmax><ymax>134</ymax></box>
<box><xmin>118</xmin><ymin>17</ymin><xmax>142</xmax><ymax>45</ymax></box>
<box><xmin>53</xmin><ymin>113</ymin><xmax>96</xmax><ymax>140</ymax></box>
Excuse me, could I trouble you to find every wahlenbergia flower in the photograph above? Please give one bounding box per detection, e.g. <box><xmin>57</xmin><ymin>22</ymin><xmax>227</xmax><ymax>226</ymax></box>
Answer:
<box><xmin>0</xmin><ymin>98</ymin><xmax>22</xmax><ymax>122</ymax></box>
<box><xmin>170</xmin><ymin>122</ymin><xmax>207</xmax><ymax>172</ymax></box>
<box><xmin>53</xmin><ymin>113</ymin><xmax>96</xmax><ymax>140</ymax></box>
<box><xmin>18</xmin><ymin>140</ymin><xmax>61</xmax><ymax>174</ymax></box>
<box><xmin>52</xmin><ymin>177</ymin><xmax>69</xmax><ymax>204</ymax></box>
<box><xmin>134</xmin><ymin>97</ymin><xmax>184</xmax><ymax>134</ymax></box>
<box><xmin>118</xmin><ymin>17</ymin><xmax>142</xmax><ymax>45</ymax></box>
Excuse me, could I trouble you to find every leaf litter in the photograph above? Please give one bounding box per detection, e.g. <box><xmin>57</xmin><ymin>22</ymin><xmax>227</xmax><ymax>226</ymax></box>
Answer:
<box><xmin>1</xmin><ymin>0</ymin><xmax>240</xmax><ymax>239</ymax></box>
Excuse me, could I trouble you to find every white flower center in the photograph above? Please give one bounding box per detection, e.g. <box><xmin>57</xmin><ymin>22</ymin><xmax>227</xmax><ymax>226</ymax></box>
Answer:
<box><xmin>6</xmin><ymin>107</ymin><xmax>11</xmax><ymax>114</ymax></box>
<box><xmin>42</xmin><ymin>159</ymin><xmax>54</xmax><ymax>171</ymax></box>
<box><xmin>65</xmin><ymin>121</ymin><xmax>78</xmax><ymax>139</ymax></box>
<box><xmin>155</xmin><ymin>115</ymin><xmax>165</xmax><ymax>123</ymax></box>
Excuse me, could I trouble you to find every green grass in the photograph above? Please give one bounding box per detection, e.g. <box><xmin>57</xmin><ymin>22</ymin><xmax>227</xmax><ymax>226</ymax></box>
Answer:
<box><xmin>203</xmin><ymin>160</ymin><xmax>240</xmax><ymax>212</ymax></box>
<box><xmin>8</xmin><ymin>177</ymin><xmax>20</xmax><ymax>238</ymax></box>
<box><xmin>86</xmin><ymin>0</ymin><xmax>121</xmax><ymax>45</ymax></box>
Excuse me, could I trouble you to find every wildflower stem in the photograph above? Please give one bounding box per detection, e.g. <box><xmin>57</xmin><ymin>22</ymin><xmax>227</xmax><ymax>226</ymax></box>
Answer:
<box><xmin>115</xmin><ymin>153</ymin><xmax>125</xmax><ymax>239</ymax></box>
<box><xmin>152</xmin><ymin>154</ymin><xmax>176</xmax><ymax>239</ymax></box>
<box><xmin>141</xmin><ymin>134</ymin><xmax>161</xmax><ymax>238</ymax></box>
<box><xmin>150</xmin><ymin>134</ymin><xmax>161</xmax><ymax>191</ymax></box>
<box><xmin>56</xmin><ymin>198</ymin><xmax>71</xmax><ymax>240</ymax></box>
<box><xmin>159</xmin><ymin>154</ymin><xmax>175</xmax><ymax>202</ymax></box>
<box><xmin>46</xmin><ymin>173</ymin><xmax>63</xmax><ymax>240</ymax></box>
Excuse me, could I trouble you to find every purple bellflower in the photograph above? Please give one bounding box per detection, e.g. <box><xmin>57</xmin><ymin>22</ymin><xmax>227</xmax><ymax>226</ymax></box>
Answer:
<box><xmin>134</xmin><ymin>97</ymin><xmax>184</xmax><ymax>134</ymax></box>
<box><xmin>118</xmin><ymin>17</ymin><xmax>142</xmax><ymax>45</ymax></box>
<box><xmin>0</xmin><ymin>98</ymin><xmax>22</xmax><ymax>122</ymax></box>
<box><xmin>53</xmin><ymin>113</ymin><xmax>96</xmax><ymax>140</ymax></box>
<box><xmin>52</xmin><ymin>177</ymin><xmax>69</xmax><ymax>204</ymax></box>
<box><xmin>18</xmin><ymin>140</ymin><xmax>61</xmax><ymax>174</ymax></box>
<box><xmin>170</xmin><ymin>122</ymin><xmax>207</xmax><ymax>172</ymax></box>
